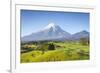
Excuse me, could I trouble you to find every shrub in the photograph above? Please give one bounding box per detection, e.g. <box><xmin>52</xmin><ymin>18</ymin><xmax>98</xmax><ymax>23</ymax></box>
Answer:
<box><xmin>77</xmin><ymin>49</ymin><xmax>85</xmax><ymax>56</ymax></box>
<box><xmin>48</xmin><ymin>43</ymin><xmax>55</xmax><ymax>50</ymax></box>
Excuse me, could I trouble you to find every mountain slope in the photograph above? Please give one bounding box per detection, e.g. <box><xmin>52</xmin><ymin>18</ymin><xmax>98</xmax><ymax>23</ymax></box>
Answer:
<box><xmin>22</xmin><ymin>23</ymin><xmax>71</xmax><ymax>42</ymax></box>
<box><xmin>70</xmin><ymin>30</ymin><xmax>89</xmax><ymax>40</ymax></box>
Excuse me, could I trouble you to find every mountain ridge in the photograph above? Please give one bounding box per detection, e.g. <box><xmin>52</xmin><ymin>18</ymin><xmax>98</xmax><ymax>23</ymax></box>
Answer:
<box><xmin>22</xmin><ymin>23</ymin><xmax>89</xmax><ymax>42</ymax></box>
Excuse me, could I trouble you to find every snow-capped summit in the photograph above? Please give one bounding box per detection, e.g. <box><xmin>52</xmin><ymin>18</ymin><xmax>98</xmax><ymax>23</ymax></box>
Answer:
<box><xmin>44</xmin><ymin>22</ymin><xmax>57</xmax><ymax>28</ymax></box>
<box><xmin>22</xmin><ymin>22</ymin><xmax>71</xmax><ymax>42</ymax></box>
<box><xmin>21</xmin><ymin>22</ymin><xmax>89</xmax><ymax>42</ymax></box>
<box><xmin>43</xmin><ymin>22</ymin><xmax>59</xmax><ymax>31</ymax></box>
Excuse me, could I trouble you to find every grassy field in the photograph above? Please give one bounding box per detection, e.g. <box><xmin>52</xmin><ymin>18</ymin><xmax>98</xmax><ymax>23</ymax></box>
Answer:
<box><xmin>21</xmin><ymin>41</ymin><xmax>89</xmax><ymax>63</ymax></box>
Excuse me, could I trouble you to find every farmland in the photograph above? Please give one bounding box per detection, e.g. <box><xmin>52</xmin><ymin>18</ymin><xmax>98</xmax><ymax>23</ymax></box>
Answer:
<box><xmin>21</xmin><ymin>40</ymin><xmax>89</xmax><ymax>63</ymax></box>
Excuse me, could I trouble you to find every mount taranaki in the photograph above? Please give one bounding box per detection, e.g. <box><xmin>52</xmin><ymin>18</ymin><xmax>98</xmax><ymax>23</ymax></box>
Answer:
<box><xmin>22</xmin><ymin>23</ymin><xmax>89</xmax><ymax>42</ymax></box>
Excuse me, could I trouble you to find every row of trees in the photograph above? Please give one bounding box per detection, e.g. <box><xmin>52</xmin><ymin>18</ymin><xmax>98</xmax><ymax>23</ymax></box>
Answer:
<box><xmin>37</xmin><ymin>43</ymin><xmax>55</xmax><ymax>54</ymax></box>
<box><xmin>21</xmin><ymin>42</ymin><xmax>56</xmax><ymax>54</ymax></box>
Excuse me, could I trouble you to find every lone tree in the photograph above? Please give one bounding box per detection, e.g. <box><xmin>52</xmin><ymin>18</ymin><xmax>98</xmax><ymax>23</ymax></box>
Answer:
<box><xmin>48</xmin><ymin>43</ymin><xmax>55</xmax><ymax>50</ymax></box>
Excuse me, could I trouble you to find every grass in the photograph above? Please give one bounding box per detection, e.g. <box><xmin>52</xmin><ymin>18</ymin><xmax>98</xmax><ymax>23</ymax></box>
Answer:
<box><xmin>21</xmin><ymin>41</ymin><xmax>89</xmax><ymax>63</ymax></box>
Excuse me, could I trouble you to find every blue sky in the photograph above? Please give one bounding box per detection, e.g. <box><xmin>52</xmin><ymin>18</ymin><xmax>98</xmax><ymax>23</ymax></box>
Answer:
<box><xmin>21</xmin><ymin>9</ymin><xmax>89</xmax><ymax>37</ymax></box>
